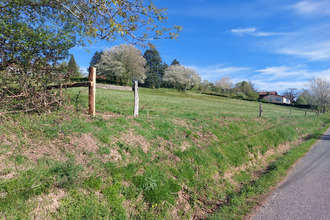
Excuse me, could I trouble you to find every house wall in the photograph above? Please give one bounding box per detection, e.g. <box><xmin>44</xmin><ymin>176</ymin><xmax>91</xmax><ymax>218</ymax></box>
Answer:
<box><xmin>263</xmin><ymin>95</ymin><xmax>290</xmax><ymax>104</ymax></box>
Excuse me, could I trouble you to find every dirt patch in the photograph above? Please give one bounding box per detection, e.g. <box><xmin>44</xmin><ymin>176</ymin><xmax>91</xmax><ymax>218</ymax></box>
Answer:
<box><xmin>0</xmin><ymin>152</ymin><xmax>13</xmax><ymax>170</ymax></box>
<box><xmin>172</xmin><ymin>118</ymin><xmax>189</xmax><ymax>128</ymax></box>
<box><xmin>70</xmin><ymin>133</ymin><xmax>99</xmax><ymax>153</ymax></box>
<box><xmin>168</xmin><ymin>153</ymin><xmax>181</xmax><ymax>163</ymax></box>
<box><xmin>0</xmin><ymin>135</ymin><xmax>13</xmax><ymax>147</ymax></box>
<box><xmin>23</xmin><ymin>141</ymin><xmax>66</xmax><ymax>162</ymax></box>
<box><xmin>99</xmin><ymin>112</ymin><xmax>124</xmax><ymax>120</ymax></box>
<box><xmin>0</xmin><ymin>171</ymin><xmax>16</xmax><ymax>180</ymax></box>
<box><xmin>120</xmin><ymin>130</ymin><xmax>150</xmax><ymax>153</ymax></box>
<box><xmin>180</xmin><ymin>141</ymin><xmax>191</xmax><ymax>152</ymax></box>
<box><xmin>22</xmin><ymin>133</ymin><xmax>100</xmax><ymax>164</ymax></box>
<box><xmin>151</xmin><ymin>138</ymin><xmax>182</xmax><ymax>164</ymax></box>
<box><xmin>264</xmin><ymin>148</ymin><xmax>276</xmax><ymax>158</ymax></box>
<box><xmin>193</xmin><ymin>207</ymin><xmax>208</xmax><ymax>219</ymax></box>
<box><xmin>170</xmin><ymin>190</ymin><xmax>192</xmax><ymax>219</ymax></box>
<box><xmin>32</xmin><ymin>188</ymin><xmax>66</xmax><ymax>219</ymax></box>
<box><xmin>1</xmin><ymin>134</ymin><xmax>17</xmax><ymax>146</ymax></box>
<box><xmin>100</xmin><ymin>148</ymin><xmax>122</xmax><ymax>163</ymax></box>
<box><xmin>192</xmin><ymin>131</ymin><xmax>218</xmax><ymax>148</ymax></box>
<box><xmin>123</xmin><ymin>194</ymin><xmax>147</xmax><ymax>219</ymax></box>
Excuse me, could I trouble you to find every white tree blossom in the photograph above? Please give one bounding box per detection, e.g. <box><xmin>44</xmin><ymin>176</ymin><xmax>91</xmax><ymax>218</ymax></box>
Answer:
<box><xmin>97</xmin><ymin>44</ymin><xmax>146</xmax><ymax>85</ymax></box>
<box><xmin>163</xmin><ymin>65</ymin><xmax>201</xmax><ymax>91</ymax></box>
<box><xmin>97</xmin><ymin>44</ymin><xmax>146</xmax><ymax>116</ymax></box>
<box><xmin>215</xmin><ymin>76</ymin><xmax>233</xmax><ymax>92</ymax></box>
<box><xmin>308</xmin><ymin>77</ymin><xmax>330</xmax><ymax>113</ymax></box>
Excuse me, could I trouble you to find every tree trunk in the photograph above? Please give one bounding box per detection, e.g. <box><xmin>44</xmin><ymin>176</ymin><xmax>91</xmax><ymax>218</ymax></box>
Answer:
<box><xmin>133</xmin><ymin>79</ymin><xmax>139</xmax><ymax>117</ymax></box>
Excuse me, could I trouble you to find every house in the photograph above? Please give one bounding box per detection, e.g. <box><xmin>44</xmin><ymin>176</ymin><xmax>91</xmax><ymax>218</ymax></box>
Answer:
<box><xmin>259</xmin><ymin>91</ymin><xmax>291</xmax><ymax>104</ymax></box>
<box><xmin>258</xmin><ymin>91</ymin><xmax>278</xmax><ymax>99</ymax></box>
<box><xmin>263</xmin><ymin>94</ymin><xmax>291</xmax><ymax>104</ymax></box>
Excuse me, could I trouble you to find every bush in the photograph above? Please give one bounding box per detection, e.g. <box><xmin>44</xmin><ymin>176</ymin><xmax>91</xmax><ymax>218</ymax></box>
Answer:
<box><xmin>70</xmin><ymin>77</ymin><xmax>88</xmax><ymax>82</ymax></box>
<box><xmin>70</xmin><ymin>77</ymin><xmax>127</xmax><ymax>86</ymax></box>
<box><xmin>235</xmin><ymin>92</ymin><xmax>247</xmax><ymax>100</ymax></box>
<box><xmin>50</xmin><ymin>157</ymin><xmax>83</xmax><ymax>188</ymax></box>
<box><xmin>247</xmin><ymin>92</ymin><xmax>259</xmax><ymax>100</ymax></box>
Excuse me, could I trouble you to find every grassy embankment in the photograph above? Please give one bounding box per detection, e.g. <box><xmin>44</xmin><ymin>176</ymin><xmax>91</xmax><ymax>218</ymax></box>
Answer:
<box><xmin>0</xmin><ymin>87</ymin><xmax>329</xmax><ymax>219</ymax></box>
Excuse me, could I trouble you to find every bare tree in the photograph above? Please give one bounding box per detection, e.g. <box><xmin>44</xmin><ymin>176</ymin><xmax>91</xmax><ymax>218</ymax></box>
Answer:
<box><xmin>308</xmin><ymin>77</ymin><xmax>330</xmax><ymax>113</ymax></box>
<box><xmin>163</xmin><ymin>65</ymin><xmax>201</xmax><ymax>91</ymax></box>
<box><xmin>215</xmin><ymin>76</ymin><xmax>233</xmax><ymax>92</ymax></box>
<box><xmin>97</xmin><ymin>44</ymin><xmax>146</xmax><ymax>116</ymax></box>
<box><xmin>283</xmin><ymin>88</ymin><xmax>299</xmax><ymax>103</ymax></box>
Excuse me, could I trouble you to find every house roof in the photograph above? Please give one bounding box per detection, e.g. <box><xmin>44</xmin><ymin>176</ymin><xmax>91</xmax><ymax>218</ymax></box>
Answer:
<box><xmin>258</xmin><ymin>91</ymin><xmax>278</xmax><ymax>95</ymax></box>
<box><xmin>263</xmin><ymin>94</ymin><xmax>289</xmax><ymax>98</ymax></box>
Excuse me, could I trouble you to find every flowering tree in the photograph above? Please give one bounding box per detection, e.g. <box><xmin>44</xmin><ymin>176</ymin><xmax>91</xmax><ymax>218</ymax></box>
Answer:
<box><xmin>97</xmin><ymin>44</ymin><xmax>146</xmax><ymax>116</ymax></box>
<box><xmin>308</xmin><ymin>77</ymin><xmax>330</xmax><ymax>113</ymax></box>
<box><xmin>163</xmin><ymin>65</ymin><xmax>201</xmax><ymax>91</ymax></box>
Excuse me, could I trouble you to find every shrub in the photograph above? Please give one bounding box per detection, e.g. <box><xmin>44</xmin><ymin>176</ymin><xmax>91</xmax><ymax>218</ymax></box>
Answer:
<box><xmin>235</xmin><ymin>92</ymin><xmax>247</xmax><ymax>100</ymax></box>
<box><xmin>50</xmin><ymin>157</ymin><xmax>83</xmax><ymax>188</ymax></box>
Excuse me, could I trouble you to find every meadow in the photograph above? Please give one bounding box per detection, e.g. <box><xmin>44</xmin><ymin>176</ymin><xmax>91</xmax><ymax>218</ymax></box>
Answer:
<box><xmin>0</xmin><ymin>87</ymin><xmax>329</xmax><ymax>219</ymax></box>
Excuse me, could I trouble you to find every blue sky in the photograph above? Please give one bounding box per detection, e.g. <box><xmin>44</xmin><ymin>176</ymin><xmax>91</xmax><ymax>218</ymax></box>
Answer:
<box><xmin>70</xmin><ymin>0</ymin><xmax>330</xmax><ymax>94</ymax></box>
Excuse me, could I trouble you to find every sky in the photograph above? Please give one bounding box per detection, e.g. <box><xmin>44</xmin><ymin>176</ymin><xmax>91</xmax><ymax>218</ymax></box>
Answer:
<box><xmin>70</xmin><ymin>0</ymin><xmax>330</xmax><ymax>94</ymax></box>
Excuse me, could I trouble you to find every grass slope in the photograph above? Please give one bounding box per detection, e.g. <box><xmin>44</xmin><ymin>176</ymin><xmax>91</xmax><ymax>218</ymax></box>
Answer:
<box><xmin>0</xmin><ymin>87</ymin><xmax>329</xmax><ymax>219</ymax></box>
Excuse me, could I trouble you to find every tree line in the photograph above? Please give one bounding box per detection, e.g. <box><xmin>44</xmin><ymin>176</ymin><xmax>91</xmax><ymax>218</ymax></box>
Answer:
<box><xmin>88</xmin><ymin>45</ymin><xmax>201</xmax><ymax>92</ymax></box>
<box><xmin>89</xmin><ymin>45</ymin><xmax>261</xmax><ymax>99</ymax></box>
<box><xmin>282</xmin><ymin>78</ymin><xmax>330</xmax><ymax>113</ymax></box>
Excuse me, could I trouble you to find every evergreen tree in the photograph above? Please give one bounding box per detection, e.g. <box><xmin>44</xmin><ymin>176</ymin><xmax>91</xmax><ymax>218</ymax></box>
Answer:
<box><xmin>142</xmin><ymin>48</ymin><xmax>164</xmax><ymax>89</ymax></box>
<box><xmin>68</xmin><ymin>55</ymin><xmax>80</xmax><ymax>77</ymax></box>
<box><xmin>90</xmin><ymin>51</ymin><xmax>103</xmax><ymax>67</ymax></box>
<box><xmin>171</xmin><ymin>59</ymin><xmax>180</xmax><ymax>66</ymax></box>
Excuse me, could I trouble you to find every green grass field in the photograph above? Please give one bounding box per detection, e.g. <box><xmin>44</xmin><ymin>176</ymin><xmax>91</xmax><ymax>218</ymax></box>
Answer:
<box><xmin>1</xmin><ymin>87</ymin><xmax>329</xmax><ymax>219</ymax></box>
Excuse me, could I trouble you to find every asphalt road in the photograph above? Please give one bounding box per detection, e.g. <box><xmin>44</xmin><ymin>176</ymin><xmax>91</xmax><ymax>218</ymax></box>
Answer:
<box><xmin>252</xmin><ymin>127</ymin><xmax>330</xmax><ymax>220</ymax></box>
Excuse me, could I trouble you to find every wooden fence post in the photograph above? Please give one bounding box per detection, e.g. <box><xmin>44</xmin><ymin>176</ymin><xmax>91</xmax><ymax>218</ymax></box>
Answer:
<box><xmin>88</xmin><ymin>67</ymin><xmax>96</xmax><ymax>116</ymax></box>
<box><xmin>290</xmin><ymin>108</ymin><xmax>292</xmax><ymax>115</ymax></box>
<box><xmin>259</xmin><ymin>102</ymin><xmax>263</xmax><ymax>117</ymax></box>
<box><xmin>305</xmin><ymin>110</ymin><xmax>307</xmax><ymax>117</ymax></box>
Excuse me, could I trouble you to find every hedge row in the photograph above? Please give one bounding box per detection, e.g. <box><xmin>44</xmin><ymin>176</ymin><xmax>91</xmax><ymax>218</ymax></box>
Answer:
<box><xmin>70</xmin><ymin>77</ymin><xmax>127</xmax><ymax>86</ymax></box>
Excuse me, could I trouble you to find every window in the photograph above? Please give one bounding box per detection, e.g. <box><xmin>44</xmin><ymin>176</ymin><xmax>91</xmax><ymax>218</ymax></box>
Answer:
<box><xmin>270</xmin><ymin>98</ymin><xmax>272</xmax><ymax>101</ymax></box>
<box><xmin>275</xmin><ymin>98</ymin><xmax>281</xmax><ymax>101</ymax></box>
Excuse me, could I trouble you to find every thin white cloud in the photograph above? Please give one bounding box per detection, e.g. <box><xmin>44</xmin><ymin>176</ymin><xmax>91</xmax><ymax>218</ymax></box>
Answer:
<box><xmin>293</xmin><ymin>1</ymin><xmax>330</xmax><ymax>15</ymax></box>
<box><xmin>231</xmin><ymin>27</ymin><xmax>286</xmax><ymax>37</ymax></box>
<box><xmin>256</xmin><ymin>66</ymin><xmax>309</xmax><ymax>80</ymax></box>
<box><xmin>262</xmin><ymin>23</ymin><xmax>330</xmax><ymax>61</ymax></box>
<box><xmin>187</xmin><ymin>64</ymin><xmax>330</xmax><ymax>93</ymax></box>
<box><xmin>231</xmin><ymin>28</ymin><xmax>256</xmax><ymax>36</ymax></box>
<box><xmin>253</xmin><ymin>80</ymin><xmax>308</xmax><ymax>93</ymax></box>
<box><xmin>253</xmin><ymin>66</ymin><xmax>330</xmax><ymax>92</ymax></box>
<box><xmin>278</xmin><ymin>42</ymin><xmax>330</xmax><ymax>61</ymax></box>
<box><xmin>186</xmin><ymin>64</ymin><xmax>250</xmax><ymax>81</ymax></box>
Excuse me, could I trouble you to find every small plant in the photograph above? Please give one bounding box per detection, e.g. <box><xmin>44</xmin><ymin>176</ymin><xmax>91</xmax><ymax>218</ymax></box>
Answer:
<box><xmin>50</xmin><ymin>157</ymin><xmax>82</xmax><ymax>188</ymax></box>
<box><xmin>84</xmin><ymin>176</ymin><xmax>102</xmax><ymax>191</ymax></box>
<box><xmin>142</xmin><ymin>177</ymin><xmax>158</xmax><ymax>191</ymax></box>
